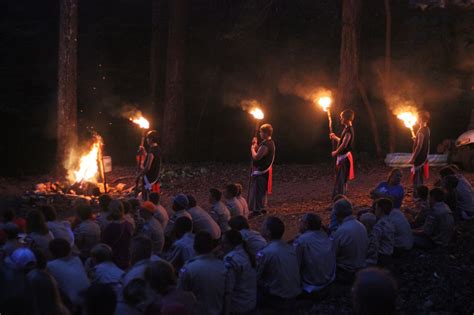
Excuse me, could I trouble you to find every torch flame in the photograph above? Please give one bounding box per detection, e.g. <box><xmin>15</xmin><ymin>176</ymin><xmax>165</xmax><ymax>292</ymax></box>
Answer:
<box><xmin>250</xmin><ymin>108</ymin><xmax>264</xmax><ymax>120</ymax></box>
<box><xmin>397</xmin><ymin>112</ymin><xmax>417</xmax><ymax>129</ymax></box>
<box><xmin>317</xmin><ymin>96</ymin><xmax>332</xmax><ymax>112</ymax></box>
<box><xmin>73</xmin><ymin>140</ymin><xmax>101</xmax><ymax>183</ymax></box>
<box><xmin>130</xmin><ymin>116</ymin><xmax>150</xmax><ymax>129</ymax></box>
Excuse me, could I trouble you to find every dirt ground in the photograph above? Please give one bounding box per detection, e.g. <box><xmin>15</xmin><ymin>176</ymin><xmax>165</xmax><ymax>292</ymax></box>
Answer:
<box><xmin>1</xmin><ymin>161</ymin><xmax>474</xmax><ymax>314</ymax></box>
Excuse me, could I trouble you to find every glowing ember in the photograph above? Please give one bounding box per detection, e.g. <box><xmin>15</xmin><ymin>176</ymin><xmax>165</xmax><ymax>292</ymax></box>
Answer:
<box><xmin>250</xmin><ymin>108</ymin><xmax>264</xmax><ymax>120</ymax></box>
<box><xmin>73</xmin><ymin>139</ymin><xmax>101</xmax><ymax>183</ymax></box>
<box><xmin>397</xmin><ymin>112</ymin><xmax>418</xmax><ymax>137</ymax></box>
<box><xmin>130</xmin><ymin>116</ymin><xmax>150</xmax><ymax>129</ymax></box>
<box><xmin>317</xmin><ymin>96</ymin><xmax>332</xmax><ymax>112</ymax></box>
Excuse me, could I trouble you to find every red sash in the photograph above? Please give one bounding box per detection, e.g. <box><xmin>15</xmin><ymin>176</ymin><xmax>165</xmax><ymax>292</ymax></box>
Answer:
<box><xmin>336</xmin><ymin>152</ymin><xmax>355</xmax><ymax>180</ymax></box>
<box><xmin>410</xmin><ymin>161</ymin><xmax>430</xmax><ymax>182</ymax></box>
<box><xmin>267</xmin><ymin>167</ymin><xmax>273</xmax><ymax>194</ymax></box>
<box><xmin>151</xmin><ymin>182</ymin><xmax>161</xmax><ymax>193</ymax></box>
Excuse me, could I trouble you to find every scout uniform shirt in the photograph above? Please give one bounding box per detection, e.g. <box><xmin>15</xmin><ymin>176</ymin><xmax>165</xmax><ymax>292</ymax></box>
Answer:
<box><xmin>372</xmin><ymin>215</ymin><xmax>395</xmax><ymax>256</ymax></box>
<box><xmin>240</xmin><ymin>228</ymin><xmax>267</xmax><ymax>257</ymax></box>
<box><xmin>332</xmin><ymin>216</ymin><xmax>368</xmax><ymax>272</ymax></box>
<box><xmin>186</xmin><ymin>206</ymin><xmax>221</xmax><ymax>240</ymax></box>
<box><xmin>165</xmin><ymin>232</ymin><xmax>195</xmax><ymax>269</ymax></box>
<box><xmin>209</xmin><ymin>201</ymin><xmax>231</xmax><ymax>233</ymax></box>
<box><xmin>422</xmin><ymin>202</ymin><xmax>455</xmax><ymax>246</ymax></box>
<box><xmin>139</xmin><ymin>217</ymin><xmax>165</xmax><ymax>255</ymax></box>
<box><xmin>165</xmin><ymin>210</ymin><xmax>192</xmax><ymax>237</ymax></box>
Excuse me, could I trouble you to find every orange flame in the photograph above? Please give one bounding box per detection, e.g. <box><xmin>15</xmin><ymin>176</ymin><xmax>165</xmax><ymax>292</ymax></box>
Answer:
<box><xmin>397</xmin><ymin>112</ymin><xmax>417</xmax><ymax>137</ymax></box>
<box><xmin>130</xmin><ymin>116</ymin><xmax>150</xmax><ymax>129</ymax></box>
<box><xmin>317</xmin><ymin>96</ymin><xmax>332</xmax><ymax>112</ymax></box>
<box><xmin>72</xmin><ymin>138</ymin><xmax>102</xmax><ymax>183</ymax></box>
<box><xmin>250</xmin><ymin>108</ymin><xmax>264</xmax><ymax>120</ymax></box>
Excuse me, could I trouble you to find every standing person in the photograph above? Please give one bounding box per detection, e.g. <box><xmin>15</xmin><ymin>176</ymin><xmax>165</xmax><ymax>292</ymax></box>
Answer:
<box><xmin>408</xmin><ymin>111</ymin><xmax>430</xmax><ymax>197</ymax></box>
<box><xmin>249</xmin><ymin>124</ymin><xmax>276</xmax><ymax>217</ymax></box>
<box><xmin>330</xmin><ymin>109</ymin><xmax>355</xmax><ymax>198</ymax></box>
<box><xmin>137</xmin><ymin>130</ymin><xmax>162</xmax><ymax>201</ymax></box>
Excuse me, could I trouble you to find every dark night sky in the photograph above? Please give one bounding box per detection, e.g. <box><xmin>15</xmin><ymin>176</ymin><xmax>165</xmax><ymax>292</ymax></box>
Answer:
<box><xmin>1</xmin><ymin>0</ymin><xmax>473</xmax><ymax>176</ymax></box>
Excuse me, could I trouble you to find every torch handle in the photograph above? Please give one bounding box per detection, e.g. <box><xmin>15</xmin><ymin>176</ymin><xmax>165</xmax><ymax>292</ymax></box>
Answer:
<box><xmin>410</xmin><ymin>127</ymin><xmax>416</xmax><ymax>139</ymax></box>
<box><xmin>327</xmin><ymin>109</ymin><xmax>333</xmax><ymax>134</ymax></box>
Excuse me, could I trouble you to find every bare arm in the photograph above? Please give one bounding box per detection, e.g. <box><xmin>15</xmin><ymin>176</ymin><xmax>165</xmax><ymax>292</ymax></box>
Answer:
<box><xmin>251</xmin><ymin>144</ymin><xmax>269</xmax><ymax>161</ymax></box>
<box><xmin>332</xmin><ymin>134</ymin><xmax>351</xmax><ymax>156</ymax></box>
<box><xmin>139</xmin><ymin>153</ymin><xmax>154</xmax><ymax>176</ymax></box>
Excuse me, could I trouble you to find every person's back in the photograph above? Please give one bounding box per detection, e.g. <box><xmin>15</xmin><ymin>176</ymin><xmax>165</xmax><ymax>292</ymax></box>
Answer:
<box><xmin>240</xmin><ymin>228</ymin><xmax>267</xmax><ymax>256</ymax></box>
<box><xmin>154</xmin><ymin>204</ymin><xmax>170</xmax><ymax>228</ymax></box>
<box><xmin>187</xmin><ymin>205</ymin><xmax>221</xmax><ymax>240</ymax></box>
<box><xmin>209</xmin><ymin>201</ymin><xmax>231</xmax><ymax>232</ymax></box>
<box><xmin>388</xmin><ymin>208</ymin><xmax>413</xmax><ymax>250</ymax></box>
<box><xmin>88</xmin><ymin>244</ymin><xmax>124</xmax><ymax>293</ymax></box>
<box><xmin>294</xmin><ymin>229</ymin><xmax>335</xmax><ymax>291</ymax></box>
<box><xmin>455</xmin><ymin>174</ymin><xmax>474</xmax><ymax>219</ymax></box>
<box><xmin>122</xmin><ymin>236</ymin><xmax>163</xmax><ymax>286</ymax></box>
<box><xmin>166</xmin><ymin>232</ymin><xmax>195</xmax><ymax>271</ymax></box>
<box><xmin>226</xmin><ymin>197</ymin><xmax>244</xmax><ymax>217</ymax></box>
<box><xmin>333</xmin><ymin>216</ymin><xmax>368</xmax><ymax>272</ymax></box>
<box><xmin>139</xmin><ymin>216</ymin><xmax>165</xmax><ymax>255</ymax></box>
<box><xmin>423</xmin><ymin>201</ymin><xmax>455</xmax><ymax>246</ymax></box>
<box><xmin>47</xmin><ymin>221</ymin><xmax>74</xmax><ymax>245</ymax></box>
<box><xmin>236</xmin><ymin>196</ymin><xmax>250</xmax><ymax>218</ymax></box>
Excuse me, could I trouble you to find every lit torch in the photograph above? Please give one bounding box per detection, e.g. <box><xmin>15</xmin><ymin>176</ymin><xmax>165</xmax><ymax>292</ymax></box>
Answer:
<box><xmin>130</xmin><ymin>115</ymin><xmax>150</xmax><ymax>197</ymax></box>
<box><xmin>317</xmin><ymin>96</ymin><xmax>333</xmax><ymax>134</ymax></box>
<box><xmin>247</xmin><ymin>107</ymin><xmax>265</xmax><ymax>200</ymax></box>
<box><xmin>397</xmin><ymin>112</ymin><xmax>417</xmax><ymax>139</ymax></box>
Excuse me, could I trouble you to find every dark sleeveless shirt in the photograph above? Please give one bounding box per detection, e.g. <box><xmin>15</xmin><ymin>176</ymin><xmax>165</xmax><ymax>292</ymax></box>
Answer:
<box><xmin>413</xmin><ymin>126</ymin><xmax>430</xmax><ymax>167</ymax></box>
<box><xmin>145</xmin><ymin>146</ymin><xmax>161</xmax><ymax>183</ymax></box>
<box><xmin>253</xmin><ymin>139</ymin><xmax>275</xmax><ymax>172</ymax></box>
<box><xmin>339</xmin><ymin>126</ymin><xmax>354</xmax><ymax>155</ymax></box>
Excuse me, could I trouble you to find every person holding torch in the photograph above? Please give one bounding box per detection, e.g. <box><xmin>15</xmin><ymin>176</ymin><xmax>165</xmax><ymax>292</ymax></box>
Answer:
<box><xmin>329</xmin><ymin>109</ymin><xmax>355</xmax><ymax>198</ymax></box>
<box><xmin>137</xmin><ymin>130</ymin><xmax>162</xmax><ymax>200</ymax></box>
<box><xmin>408</xmin><ymin>111</ymin><xmax>431</xmax><ymax>198</ymax></box>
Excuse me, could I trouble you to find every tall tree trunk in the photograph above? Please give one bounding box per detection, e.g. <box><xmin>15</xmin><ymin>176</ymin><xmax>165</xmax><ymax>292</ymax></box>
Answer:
<box><xmin>384</xmin><ymin>0</ymin><xmax>396</xmax><ymax>152</ymax></box>
<box><xmin>337</xmin><ymin>0</ymin><xmax>361</xmax><ymax>112</ymax></box>
<box><xmin>57</xmin><ymin>0</ymin><xmax>78</xmax><ymax>172</ymax></box>
<box><xmin>161</xmin><ymin>0</ymin><xmax>187</xmax><ymax>160</ymax></box>
<box><xmin>358</xmin><ymin>81</ymin><xmax>383</xmax><ymax>157</ymax></box>
<box><xmin>150</xmin><ymin>0</ymin><xmax>160</xmax><ymax>110</ymax></box>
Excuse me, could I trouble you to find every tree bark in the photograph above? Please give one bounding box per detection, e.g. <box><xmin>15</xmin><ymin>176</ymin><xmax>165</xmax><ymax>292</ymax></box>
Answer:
<box><xmin>358</xmin><ymin>81</ymin><xmax>383</xmax><ymax>157</ymax></box>
<box><xmin>337</xmin><ymin>0</ymin><xmax>361</xmax><ymax>112</ymax></box>
<box><xmin>384</xmin><ymin>0</ymin><xmax>396</xmax><ymax>152</ymax></box>
<box><xmin>57</xmin><ymin>0</ymin><xmax>78</xmax><ymax>172</ymax></box>
<box><xmin>161</xmin><ymin>0</ymin><xmax>187</xmax><ymax>160</ymax></box>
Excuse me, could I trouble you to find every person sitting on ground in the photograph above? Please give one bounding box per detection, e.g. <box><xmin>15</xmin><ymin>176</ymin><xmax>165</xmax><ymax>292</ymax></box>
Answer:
<box><xmin>359</xmin><ymin>212</ymin><xmax>378</xmax><ymax>266</ymax></box>
<box><xmin>0</xmin><ymin>224</ymin><xmax>21</xmax><ymax>259</ymax></box>
<box><xmin>81</xmin><ymin>283</ymin><xmax>117</xmax><ymax>315</ymax></box>
<box><xmin>413</xmin><ymin>188</ymin><xmax>455</xmax><ymax>249</ymax></box>
<box><xmin>46</xmin><ymin>238</ymin><xmax>90</xmax><ymax>308</ymax></box>
<box><xmin>40</xmin><ymin>205</ymin><xmax>75</xmax><ymax>247</ymax></box>
<box><xmin>2</xmin><ymin>209</ymin><xmax>26</xmax><ymax>232</ymax></box>
<box><xmin>26</xmin><ymin>210</ymin><xmax>54</xmax><ymax>259</ymax></box>
<box><xmin>178</xmin><ymin>231</ymin><xmax>228</xmax><ymax>315</ymax></box>
<box><xmin>257</xmin><ymin>216</ymin><xmax>301</xmax><ymax>311</ymax></box>
<box><xmin>407</xmin><ymin>185</ymin><xmax>430</xmax><ymax>228</ymax></box>
<box><xmin>138</xmin><ymin>202</ymin><xmax>165</xmax><ymax>255</ymax></box>
<box><xmin>224</xmin><ymin>184</ymin><xmax>244</xmax><ymax>217</ymax></box>
<box><xmin>116</xmin><ymin>278</ymin><xmax>150</xmax><ymax>315</ymax></box>
<box><xmin>186</xmin><ymin>195</ymin><xmax>221</xmax><ymax>240</ymax></box>
<box><xmin>27</xmin><ymin>269</ymin><xmax>70</xmax><ymax>315</ymax></box>
<box><xmin>352</xmin><ymin>267</ymin><xmax>398</xmax><ymax>315</ymax></box>
<box><xmin>293</xmin><ymin>213</ymin><xmax>336</xmax><ymax>293</ymax></box>
<box><xmin>164</xmin><ymin>217</ymin><xmax>195</xmax><ymax>272</ymax></box>
<box><xmin>328</xmin><ymin>194</ymin><xmax>350</xmax><ymax>234</ymax></box>
<box><xmin>165</xmin><ymin>194</ymin><xmax>192</xmax><ymax>238</ymax></box>
<box><xmin>74</xmin><ymin>204</ymin><xmax>101</xmax><ymax>261</ymax></box>
<box><xmin>387</xmin><ymin>200</ymin><xmax>413</xmax><ymax>255</ymax></box>
<box><xmin>228</xmin><ymin>215</ymin><xmax>267</xmax><ymax>257</ymax></box>
<box><xmin>331</xmin><ymin>198</ymin><xmax>368</xmax><ymax>284</ymax></box>
<box><xmin>235</xmin><ymin>183</ymin><xmax>250</xmax><ymax>218</ymax></box>
<box><xmin>87</xmin><ymin>243</ymin><xmax>124</xmax><ymax>293</ymax></box>
<box><xmin>122</xmin><ymin>236</ymin><xmax>163</xmax><ymax>286</ymax></box>
<box><xmin>127</xmin><ymin>198</ymin><xmax>144</xmax><ymax>232</ymax></box>
<box><xmin>96</xmin><ymin>194</ymin><xmax>113</xmax><ymax>232</ymax></box>
<box><xmin>443</xmin><ymin>174</ymin><xmax>474</xmax><ymax>220</ymax></box>
<box><xmin>121</xmin><ymin>199</ymin><xmax>136</xmax><ymax>233</ymax></box>
<box><xmin>372</xmin><ymin>198</ymin><xmax>395</xmax><ymax>267</ymax></box>
<box><xmin>149</xmin><ymin>192</ymin><xmax>170</xmax><ymax>229</ymax></box>
<box><xmin>102</xmin><ymin>200</ymin><xmax>134</xmax><ymax>270</ymax></box>
<box><xmin>145</xmin><ymin>260</ymin><xmax>197</xmax><ymax>314</ymax></box>
<box><xmin>370</xmin><ymin>169</ymin><xmax>405</xmax><ymax>209</ymax></box>
<box><xmin>221</xmin><ymin>229</ymin><xmax>257</xmax><ymax>314</ymax></box>
<box><xmin>208</xmin><ymin>188</ymin><xmax>231</xmax><ymax>233</ymax></box>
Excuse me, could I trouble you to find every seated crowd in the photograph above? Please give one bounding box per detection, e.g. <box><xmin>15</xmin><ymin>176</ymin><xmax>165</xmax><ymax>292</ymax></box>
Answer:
<box><xmin>0</xmin><ymin>166</ymin><xmax>470</xmax><ymax>315</ymax></box>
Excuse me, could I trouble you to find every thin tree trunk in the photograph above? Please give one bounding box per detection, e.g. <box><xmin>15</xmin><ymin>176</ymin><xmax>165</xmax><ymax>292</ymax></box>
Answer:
<box><xmin>337</xmin><ymin>0</ymin><xmax>361</xmax><ymax>112</ymax></box>
<box><xmin>385</xmin><ymin>0</ymin><xmax>396</xmax><ymax>152</ymax></box>
<box><xmin>57</xmin><ymin>0</ymin><xmax>78</xmax><ymax>173</ymax></box>
<box><xmin>161</xmin><ymin>0</ymin><xmax>187</xmax><ymax>160</ymax></box>
<box><xmin>358</xmin><ymin>81</ymin><xmax>383</xmax><ymax>157</ymax></box>
<box><xmin>150</xmin><ymin>0</ymin><xmax>160</xmax><ymax>109</ymax></box>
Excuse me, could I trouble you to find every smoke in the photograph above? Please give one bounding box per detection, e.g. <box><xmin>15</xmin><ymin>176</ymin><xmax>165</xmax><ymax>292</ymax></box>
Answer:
<box><xmin>277</xmin><ymin>69</ymin><xmax>334</xmax><ymax>104</ymax></box>
<box><xmin>119</xmin><ymin>104</ymin><xmax>146</xmax><ymax>120</ymax></box>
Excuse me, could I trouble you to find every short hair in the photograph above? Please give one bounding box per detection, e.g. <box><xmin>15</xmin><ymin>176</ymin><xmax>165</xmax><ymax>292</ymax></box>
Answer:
<box><xmin>90</xmin><ymin>243</ymin><xmax>113</xmax><ymax>263</ymax></box>
<box><xmin>82</xmin><ymin>283</ymin><xmax>117</xmax><ymax>315</ymax></box>
<box><xmin>76</xmin><ymin>204</ymin><xmax>93</xmax><ymax>221</ymax></box>
<box><xmin>341</xmin><ymin>109</ymin><xmax>355</xmax><ymax>121</ymax></box>
<box><xmin>418</xmin><ymin>111</ymin><xmax>430</xmax><ymax>123</ymax></box>
<box><xmin>145</xmin><ymin>261</ymin><xmax>177</xmax><ymax>294</ymax></box>
<box><xmin>228</xmin><ymin>215</ymin><xmax>249</xmax><ymax>230</ymax></box>
<box><xmin>186</xmin><ymin>195</ymin><xmax>197</xmax><ymax>208</ymax></box>
<box><xmin>149</xmin><ymin>192</ymin><xmax>161</xmax><ymax>205</ymax></box>
<box><xmin>260</xmin><ymin>124</ymin><xmax>273</xmax><ymax>136</ymax></box>
<box><xmin>333</xmin><ymin>198</ymin><xmax>353</xmax><ymax>218</ymax></box>
<box><xmin>49</xmin><ymin>238</ymin><xmax>71</xmax><ymax>259</ymax></box>
<box><xmin>235</xmin><ymin>183</ymin><xmax>243</xmax><ymax>196</ymax></box>
<box><xmin>39</xmin><ymin>205</ymin><xmax>57</xmax><ymax>222</ymax></box>
<box><xmin>98</xmin><ymin>194</ymin><xmax>113</xmax><ymax>212</ymax></box>
<box><xmin>174</xmin><ymin>216</ymin><xmax>193</xmax><ymax>237</ymax></box>
<box><xmin>387</xmin><ymin>168</ymin><xmax>402</xmax><ymax>183</ymax></box>
<box><xmin>352</xmin><ymin>268</ymin><xmax>398</xmax><ymax>315</ymax></box>
<box><xmin>123</xmin><ymin>279</ymin><xmax>147</xmax><ymax>306</ymax></box>
<box><xmin>439</xmin><ymin>166</ymin><xmax>455</xmax><ymax>179</ymax></box>
<box><xmin>108</xmin><ymin>200</ymin><xmax>124</xmax><ymax>221</ymax></box>
<box><xmin>209</xmin><ymin>188</ymin><xmax>222</xmax><ymax>201</ymax></box>
<box><xmin>416</xmin><ymin>185</ymin><xmax>429</xmax><ymax>200</ymax></box>
<box><xmin>264</xmin><ymin>216</ymin><xmax>285</xmax><ymax>240</ymax></box>
<box><xmin>223</xmin><ymin>229</ymin><xmax>244</xmax><ymax>247</ymax></box>
<box><xmin>302</xmin><ymin>213</ymin><xmax>321</xmax><ymax>230</ymax></box>
<box><xmin>194</xmin><ymin>231</ymin><xmax>214</xmax><ymax>254</ymax></box>
<box><xmin>430</xmin><ymin>187</ymin><xmax>445</xmax><ymax>202</ymax></box>
<box><xmin>375</xmin><ymin>198</ymin><xmax>393</xmax><ymax>215</ymax></box>
<box><xmin>131</xmin><ymin>236</ymin><xmax>153</xmax><ymax>262</ymax></box>
<box><xmin>443</xmin><ymin>175</ymin><xmax>459</xmax><ymax>190</ymax></box>
<box><xmin>226</xmin><ymin>184</ymin><xmax>239</xmax><ymax>198</ymax></box>
<box><xmin>146</xmin><ymin>130</ymin><xmax>159</xmax><ymax>143</ymax></box>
